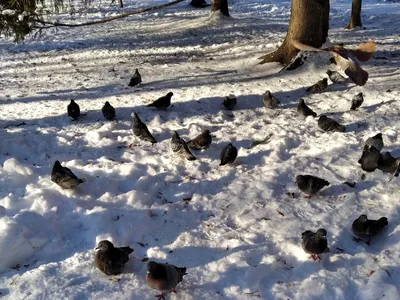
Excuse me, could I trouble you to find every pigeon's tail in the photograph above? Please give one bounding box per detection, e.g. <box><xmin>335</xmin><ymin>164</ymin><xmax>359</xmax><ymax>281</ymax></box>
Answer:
<box><xmin>147</xmin><ymin>103</ymin><xmax>155</xmax><ymax>107</ymax></box>
<box><xmin>187</xmin><ymin>155</ymin><xmax>197</xmax><ymax>161</ymax></box>
<box><xmin>338</xmin><ymin>125</ymin><xmax>346</xmax><ymax>132</ymax></box>
<box><xmin>322</xmin><ymin>179</ymin><xmax>330</xmax><ymax>187</ymax></box>
<box><xmin>378</xmin><ymin>217</ymin><xmax>389</xmax><ymax>227</ymax></box>
<box><xmin>120</xmin><ymin>246</ymin><xmax>134</xmax><ymax>255</ymax></box>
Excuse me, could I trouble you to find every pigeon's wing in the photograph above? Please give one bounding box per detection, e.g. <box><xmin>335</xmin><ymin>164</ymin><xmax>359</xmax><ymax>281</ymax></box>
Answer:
<box><xmin>292</xmin><ymin>40</ymin><xmax>324</xmax><ymax>52</ymax></box>
<box><xmin>334</xmin><ymin>54</ymin><xmax>369</xmax><ymax>86</ymax></box>
<box><xmin>352</xmin><ymin>40</ymin><xmax>376</xmax><ymax>62</ymax></box>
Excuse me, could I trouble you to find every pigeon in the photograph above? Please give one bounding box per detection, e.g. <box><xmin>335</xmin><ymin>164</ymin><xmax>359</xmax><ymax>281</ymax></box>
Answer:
<box><xmin>302</xmin><ymin>229</ymin><xmax>329</xmax><ymax>261</ymax></box>
<box><xmin>358</xmin><ymin>145</ymin><xmax>381</xmax><ymax>172</ymax></box>
<box><xmin>147</xmin><ymin>92</ymin><xmax>173</xmax><ymax>110</ymax></box>
<box><xmin>128</xmin><ymin>68</ymin><xmax>142</xmax><ymax>87</ymax></box>
<box><xmin>220</xmin><ymin>143</ymin><xmax>238</xmax><ymax>166</ymax></box>
<box><xmin>171</xmin><ymin>131</ymin><xmax>196</xmax><ymax>161</ymax></box>
<box><xmin>377</xmin><ymin>152</ymin><xmax>400</xmax><ymax>177</ymax></box>
<box><xmin>350</xmin><ymin>92</ymin><xmax>364</xmax><ymax>110</ymax></box>
<box><xmin>263</xmin><ymin>90</ymin><xmax>280</xmax><ymax>109</ymax></box>
<box><xmin>131</xmin><ymin>112</ymin><xmax>157</xmax><ymax>144</ymax></box>
<box><xmin>223</xmin><ymin>94</ymin><xmax>237</xmax><ymax>110</ymax></box>
<box><xmin>187</xmin><ymin>130</ymin><xmax>212</xmax><ymax>150</ymax></box>
<box><xmin>95</xmin><ymin>240</ymin><xmax>134</xmax><ymax>275</ymax></box>
<box><xmin>306</xmin><ymin>78</ymin><xmax>328</xmax><ymax>93</ymax></box>
<box><xmin>318</xmin><ymin>116</ymin><xmax>346</xmax><ymax>132</ymax></box>
<box><xmin>190</xmin><ymin>0</ymin><xmax>210</xmax><ymax>8</ymax></box>
<box><xmin>293</xmin><ymin>40</ymin><xmax>376</xmax><ymax>86</ymax></box>
<box><xmin>326</xmin><ymin>70</ymin><xmax>346</xmax><ymax>83</ymax></box>
<box><xmin>352</xmin><ymin>215</ymin><xmax>388</xmax><ymax>244</ymax></box>
<box><xmin>51</xmin><ymin>160</ymin><xmax>85</xmax><ymax>189</ymax></box>
<box><xmin>295</xmin><ymin>175</ymin><xmax>330</xmax><ymax>198</ymax></box>
<box><xmin>364</xmin><ymin>133</ymin><xmax>384</xmax><ymax>152</ymax></box>
<box><xmin>146</xmin><ymin>261</ymin><xmax>187</xmax><ymax>300</ymax></box>
<box><xmin>297</xmin><ymin>98</ymin><xmax>317</xmax><ymax>118</ymax></box>
<box><xmin>67</xmin><ymin>99</ymin><xmax>80</xmax><ymax>121</ymax></box>
<box><xmin>102</xmin><ymin>101</ymin><xmax>116</xmax><ymax>121</ymax></box>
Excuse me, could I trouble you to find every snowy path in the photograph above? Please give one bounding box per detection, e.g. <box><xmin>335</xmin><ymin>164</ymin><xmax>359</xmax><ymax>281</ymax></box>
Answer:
<box><xmin>0</xmin><ymin>0</ymin><xmax>400</xmax><ymax>299</ymax></box>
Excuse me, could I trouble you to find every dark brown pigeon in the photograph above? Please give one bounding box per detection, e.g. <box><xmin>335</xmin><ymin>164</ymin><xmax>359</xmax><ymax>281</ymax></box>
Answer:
<box><xmin>220</xmin><ymin>143</ymin><xmax>238</xmax><ymax>166</ymax></box>
<box><xmin>296</xmin><ymin>175</ymin><xmax>329</xmax><ymax>198</ymax></box>
<box><xmin>352</xmin><ymin>215</ymin><xmax>388</xmax><ymax>244</ymax></box>
<box><xmin>297</xmin><ymin>99</ymin><xmax>317</xmax><ymax>118</ymax></box>
<box><xmin>147</xmin><ymin>92</ymin><xmax>173</xmax><ymax>110</ymax></box>
<box><xmin>302</xmin><ymin>229</ymin><xmax>329</xmax><ymax>261</ymax></box>
<box><xmin>318</xmin><ymin>116</ymin><xmax>346</xmax><ymax>132</ymax></box>
<box><xmin>95</xmin><ymin>240</ymin><xmax>134</xmax><ymax>275</ymax></box>
<box><xmin>128</xmin><ymin>69</ymin><xmax>142</xmax><ymax>87</ymax></box>
<box><xmin>306</xmin><ymin>78</ymin><xmax>328</xmax><ymax>93</ymax></box>
<box><xmin>67</xmin><ymin>99</ymin><xmax>80</xmax><ymax>121</ymax></box>
<box><xmin>51</xmin><ymin>160</ymin><xmax>85</xmax><ymax>189</ymax></box>
<box><xmin>187</xmin><ymin>130</ymin><xmax>212</xmax><ymax>150</ymax></box>
<box><xmin>102</xmin><ymin>101</ymin><xmax>116</xmax><ymax>121</ymax></box>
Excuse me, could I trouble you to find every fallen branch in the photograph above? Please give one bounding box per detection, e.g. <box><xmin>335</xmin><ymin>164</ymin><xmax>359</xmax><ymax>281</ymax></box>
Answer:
<box><xmin>36</xmin><ymin>0</ymin><xmax>185</xmax><ymax>28</ymax></box>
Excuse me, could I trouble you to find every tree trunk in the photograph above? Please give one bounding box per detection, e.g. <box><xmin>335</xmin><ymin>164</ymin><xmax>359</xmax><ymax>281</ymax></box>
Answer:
<box><xmin>259</xmin><ymin>0</ymin><xmax>329</xmax><ymax>65</ymax></box>
<box><xmin>212</xmin><ymin>0</ymin><xmax>229</xmax><ymax>17</ymax></box>
<box><xmin>345</xmin><ymin>0</ymin><xmax>362</xmax><ymax>29</ymax></box>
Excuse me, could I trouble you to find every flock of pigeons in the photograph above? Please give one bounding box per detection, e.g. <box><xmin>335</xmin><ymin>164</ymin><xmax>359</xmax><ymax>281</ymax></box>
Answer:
<box><xmin>48</xmin><ymin>67</ymin><xmax>397</xmax><ymax>299</ymax></box>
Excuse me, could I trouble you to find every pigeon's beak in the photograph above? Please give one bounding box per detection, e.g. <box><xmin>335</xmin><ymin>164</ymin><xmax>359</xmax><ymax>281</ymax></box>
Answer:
<box><xmin>95</xmin><ymin>247</ymin><xmax>99</xmax><ymax>250</ymax></box>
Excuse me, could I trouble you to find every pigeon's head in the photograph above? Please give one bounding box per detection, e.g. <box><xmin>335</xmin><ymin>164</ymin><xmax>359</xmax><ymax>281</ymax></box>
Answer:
<box><xmin>95</xmin><ymin>240</ymin><xmax>114</xmax><ymax>251</ymax></box>
<box><xmin>298</xmin><ymin>98</ymin><xmax>305</xmax><ymax>105</ymax></box>
<box><xmin>70</xmin><ymin>99</ymin><xmax>75</xmax><ymax>103</ymax></box>
<box><xmin>295</xmin><ymin>175</ymin><xmax>303</xmax><ymax>183</ymax></box>
<box><xmin>53</xmin><ymin>160</ymin><xmax>62</xmax><ymax>168</ymax></box>
<box><xmin>358</xmin><ymin>214</ymin><xmax>368</xmax><ymax>222</ymax></box>
<box><xmin>147</xmin><ymin>261</ymin><xmax>165</xmax><ymax>276</ymax></box>
<box><xmin>326</xmin><ymin>70</ymin><xmax>333</xmax><ymax>75</ymax></box>
<box><xmin>135</xmin><ymin>68</ymin><xmax>139</xmax><ymax>73</ymax></box>
<box><xmin>203</xmin><ymin>129</ymin><xmax>211</xmax><ymax>135</ymax></box>
<box><xmin>357</xmin><ymin>92</ymin><xmax>363</xmax><ymax>97</ymax></box>
<box><xmin>374</xmin><ymin>133</ymin><xmax>382</xmax><ymax>139</ymax></box>
<box><xmin>167</xmin><ymin>92</ymin><xmax>174</xmax><ymax>97</ymax></box>
<box><xmin>227</xmin><ymin>94</ymin><xmax>236</xmax><ymax>99</ymax></box>
<box><xmin>316</xmin><ymin>229</ymin><xmax>327</xmax><ymax>237</ymax></box>
<box><xmin>319</xmin><ymin>116</ymin><xmax>328</xmax><ymax>121</ymax></box>
<box><xmin>132</xmin><ymin>112</ymin><xmax>140</xmax><ymax>122</ymax></box>
<box><xmin>172</xmin><ymin>131</ymin><xmax>180</xmax><ymax>139</ymax></box>
<box><xmin>322</xmin><ymin>78</ymin><xmax>328</xmax><ymax>84</ymax></box>
<box><xmin>105</xmin><ymin>101</ymin><xmax>110</xmax><ymax>106</ymax></box>
<box><xmin>264</xmin><ymin>90</ymin><xmax>272</xmax><ymax>96</ymax></box>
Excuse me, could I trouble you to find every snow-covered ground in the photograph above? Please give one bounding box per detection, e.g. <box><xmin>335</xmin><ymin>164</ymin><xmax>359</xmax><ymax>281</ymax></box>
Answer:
<box><xmin>1</xmin><ymin>0</ymin><xmax>400</xmax><ymax>299</ymax></box>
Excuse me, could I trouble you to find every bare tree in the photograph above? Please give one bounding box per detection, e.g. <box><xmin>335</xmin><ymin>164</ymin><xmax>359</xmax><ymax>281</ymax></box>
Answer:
<box><xmin>259</xmin><ymin>0</ymin><xmax>329</xmax><ymax>65</ymax></box>
<box><xmin>345</xmin><ymin>0</ymin><xmax>363</xmax><ymax>29</ymax></box>
<box><xmin>211</xmin><ymin>0</ymin><xmax>229</xmax><ymax>17</ymax></box>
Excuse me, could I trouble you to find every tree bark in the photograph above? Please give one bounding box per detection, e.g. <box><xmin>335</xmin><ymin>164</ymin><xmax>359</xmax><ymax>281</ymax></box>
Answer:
<box><xmin>211</xmin><ymin>0</ymin><xmax>230</xmax><ymax>17</ymax></box>
<box><xmin>259</xmin><ymin>0</ymin><xmax>330</xmax><ymax>65</ymax></box>
<box><xmin>345</xmin><ymin>0</ymin><xmax>362</xmax><ymax>29</ymax></box>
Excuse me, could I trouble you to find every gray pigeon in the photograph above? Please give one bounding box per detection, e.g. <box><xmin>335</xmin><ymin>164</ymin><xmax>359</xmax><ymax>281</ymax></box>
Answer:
<box><xmin>263</xmin><ymin>90</ymin><xmax>280</xmax><ymax>109</ymax></box>
<box><xmin>364</xmin><ymin>133</ymin><xmax>384</xmax><ymax>152</ymax></box>
<box><xmin>147</xmin><ymin>92</ymin><xmax>173</xmax><ymax>110</ymax></box>
<box><xmin>51</xmin><ymin>160</ymin><xmax>85</xmax><ymax>189</ymax></box>
<box><xmin>220</xmin><ymin>143</ymin><xmax>238</xmax><ymax>166</ymax></box>
<box><xmin>326</xmin><ymin>70</ymin><xmax>346</xmax><ymax>83</ymax></box>
<box><xmin>146</xmin><ymin>261</ymin><xmax>187</xmax><ymax>300</ymax></box>
<box><xmin>377</xmin><ymin>152</ymin><xmax>400</xmax><ymax>177</ymax></box>
<box><xmin>128</xmin><ymin>69</ymin><xmax>142</xmax><ymax>87</ymax></box>
<box><xmin>302</xmin><ymin>229</ymin><xmax>329</xmax><ymax>261</ymax></box>
<box><xmin>102</xmin><ymin>101</ymin><xmax>116</xmax><ymax>120</ymax></box>
<box><xmin>67</xmin><ymin>99</ymin><xmax>80</xmax><ymax>121</ymax></box>
<box><xmin>223</xmin><ymin>94</ymin><xmax>237</xmax><ymax>110</ymax></box>
<box><xmin>358</xmin><ymin>145</ymin><xmax>380</xmax><ymax>172</ymax></box>
<box><xmin>190</xmin><ymin>0</ymin><xmax>210</xmax><ymax>8</ymax></box>
<box><xmin>95</xmin><ymin>240</ymin><xmax>134</xmax><ymax>275</ymax></box>
<box><xmin>131</xmin><ymin>112</ymin><xmax>157</xmax><ymax>144</ymax></box>
<box><xmin>350</xmin><ymin>92</ymin><xmax>364</xmax><ymax>110</ymax></box>
<box><xmin>318</xmin><ymin>116</ymin><xmax>346</xmax><ymax>132</ymax></box>
<box><xmin>295</xmin><ymin>175</ymin><xmax>330</xmax><ymax>198</ymax></box>
<box><xmin>187</xmin><ymin>130</ymin><xmax>212</xmax><ymax>150</ymax></box>
<box><xmin>297</xmin><ymin>99</ymin><xmax>317</xmax><ymax>118</ymax></box>
<box><xmin>306</xmin><ymin>78</ymin><xmax>328</xmax><ymax>93</ymax></box>
<box><xmin>171</xmin><ymin>131</ymin><xmax>196</xmax><ymax>161</ymax></box>
<box><xmin>352</xmin><ymin>215</ymin><xmax>388</xmax><ymax>244</ymax></box>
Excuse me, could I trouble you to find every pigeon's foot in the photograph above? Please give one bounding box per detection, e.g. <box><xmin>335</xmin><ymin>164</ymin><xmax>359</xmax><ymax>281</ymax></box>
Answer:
<box><xmin>352</xmin><ymin>236</ymin><xmax>365</xmax><ymax>244</ymax></box>
<box><xmin>304</xmin><ymin>194</ymin><xmax>312</xmax><ymax>199</ymax></box>
<box><xmin>310</xmin><ymin>254</ymin><xmax>321</xmax><ymax>261</ymax></box>
<box><xmin>170</xmin><ymin>288</ymin><xmax>176</xmax><ymax>293</ymax></box>
<box><xmin>155</xmin><ymin>293</ymin><xmax>165</xmax><ymax>300</ymax></box>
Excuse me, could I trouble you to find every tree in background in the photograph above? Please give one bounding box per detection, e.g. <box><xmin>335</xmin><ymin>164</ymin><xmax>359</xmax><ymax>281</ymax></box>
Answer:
<box><xmin>211</xmin><ymin>0</ymin><xmax>229</xmax><ymax>17</ymax></box>
<box><xmin>345</xmin><ymin>0</ymin><xmax>363</xmax><ymax>29</ymax></box>
<box><xmin>259</xmin><ymin>0</ymin><xmax>329</xmax><ymax>65</ymax></box>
